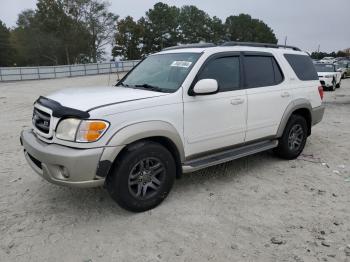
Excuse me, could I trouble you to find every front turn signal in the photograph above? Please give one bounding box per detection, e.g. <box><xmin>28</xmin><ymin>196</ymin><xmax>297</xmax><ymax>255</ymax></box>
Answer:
<box><xmin>76</xmin><ymin>120</ymin><xmax>109</xmax><ymax>142</ymax></box>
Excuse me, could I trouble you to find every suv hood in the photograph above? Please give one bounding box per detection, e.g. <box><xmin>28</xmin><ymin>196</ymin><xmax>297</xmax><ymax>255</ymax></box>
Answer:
<box><xmin>318</xmin><ymin>72</ymin><xmax>336</xmax><ymax>77</ymax></box>
<box><xmin>46</xmin><ymin>86</ymin><xmax>167</xmax><ymax>111</ymax></box>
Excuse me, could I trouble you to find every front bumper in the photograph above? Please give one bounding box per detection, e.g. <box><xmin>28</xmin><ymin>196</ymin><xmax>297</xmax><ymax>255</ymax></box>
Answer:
<box><xmin>319</xmin><ymin>77</ymin><xmax>333</xmax><ymax>87</ymax></box>
<box><xmin>311</xmin><ymin>105</ymin><xmax>325</xmax><ymax>126</ymax></box>
<box><xmin>20</xmin><ymin>129</ymin><xmax>105</xmax><ymax>188</ymax></box>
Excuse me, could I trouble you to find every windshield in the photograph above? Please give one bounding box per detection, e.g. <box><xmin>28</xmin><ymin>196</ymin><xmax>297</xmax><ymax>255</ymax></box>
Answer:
<box><xmin>315</xmin><ymin>64</ymin><xmax>335</xmax><ymax>72</ymax></box>
<box><xmin>335</xmin><ymin>64</ymin><xmax>344</xmax><ymax>69</ymax></box>
<box><xmin>337</xmin><ymin>61</ymin><xmax>349</xmax><ymax>68</ymax></box>
<box><xmin>119</xmin><ymin>52</ymin><xmax>201</xmax><ymax>93</ymax></box>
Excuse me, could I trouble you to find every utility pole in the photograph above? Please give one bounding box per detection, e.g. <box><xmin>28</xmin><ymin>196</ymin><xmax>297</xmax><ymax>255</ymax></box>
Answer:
<box><xmin>284</xmin><ymin>36</ymin><xmax>287</xmax><ymax>46</ymax></box>
<box><xmin>317</xmin><ymin>44</ymin><xmax>320</xmax><ymax>53</ymax></box>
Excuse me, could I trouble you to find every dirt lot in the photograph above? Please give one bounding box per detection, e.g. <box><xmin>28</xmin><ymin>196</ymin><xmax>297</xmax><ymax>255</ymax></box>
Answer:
<box><xmin>0</xmin><ymin>75</ymin><xmax>349</xmax><ymax>262</ymax></box>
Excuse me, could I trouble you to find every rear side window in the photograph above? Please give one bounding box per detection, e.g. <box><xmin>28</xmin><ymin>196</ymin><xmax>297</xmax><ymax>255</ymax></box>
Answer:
<box><xmin>284</xmin><ymin>54</ymin><xmax>318</xmax><ymax>81</ymax></box>
<box><xmin>244</xmin><ymin>56</ymin><xmax>284</xmax><ymax>88</ymax></box>
<box><xmin>198</xmin><ymin>56</ymin><xmax>240</xmax><ymax>92</ymax></box>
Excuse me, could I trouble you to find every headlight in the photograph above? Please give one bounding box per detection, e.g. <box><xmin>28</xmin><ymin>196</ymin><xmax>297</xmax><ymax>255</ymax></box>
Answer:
<box><xmin>56</xmin><ymin>119</ymin><xmax>81</xmax><ymax>141</ymax></box>
<box><xmin>324</xmin><ymin>75</ymin><xmax>333</xmax><ymax>78</ymax></box>
<box><xmin>56</xmin><ymin>119</ymin><xmax>109</xmax><ymax>142</ymax></box>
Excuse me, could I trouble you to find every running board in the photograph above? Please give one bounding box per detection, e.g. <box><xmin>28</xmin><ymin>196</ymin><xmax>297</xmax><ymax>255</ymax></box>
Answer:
<box><xmin>182</xmin><ymin>140</ymin><xmax>278</xmax><ymax>173</ymax></box>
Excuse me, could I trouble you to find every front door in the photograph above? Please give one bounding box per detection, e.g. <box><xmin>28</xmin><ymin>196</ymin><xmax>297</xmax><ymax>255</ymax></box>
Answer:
<box><xmin>183</xmin><ymin>54</ymin><xmax>247</xmax><ymax>157</ymax></box>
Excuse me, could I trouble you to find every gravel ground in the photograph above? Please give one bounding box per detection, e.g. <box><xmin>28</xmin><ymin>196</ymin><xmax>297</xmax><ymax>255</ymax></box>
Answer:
<box><xmin>0</xmin><ymin>75</ymin><xmax>349</xmax><ymax>262</ymax></box>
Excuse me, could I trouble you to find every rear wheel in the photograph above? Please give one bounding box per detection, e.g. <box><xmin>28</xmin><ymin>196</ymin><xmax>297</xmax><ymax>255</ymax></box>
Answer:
<box><xmin>106</xmin><ymin>141</ymin><xmax>176</xmax><ymax>212</ymax></box>
<box><xmin>274</xmin><ymin>115</ymin><xmax>308</xmax><ymax>160</ymax></box>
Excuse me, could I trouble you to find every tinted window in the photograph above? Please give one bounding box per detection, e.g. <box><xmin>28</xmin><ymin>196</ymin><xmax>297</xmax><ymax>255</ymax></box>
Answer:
<box><xmin>198</xmin><ymin>56</ymin><xmax>240</xmax><ymax>92</ymax></box>
<box><xmin>284</xmin><ymin>54</ymin><xmax>318</xmax><ymax>81</ymax></box>
<box><xmin>272</xmin><ymin>58</ymin><xmax>284</xmax><ymax>83</ymax></box>
<box><xmin>244</xmin><ymin>56</ymin><xmax>282</xmax><ymax>88</ymax></box>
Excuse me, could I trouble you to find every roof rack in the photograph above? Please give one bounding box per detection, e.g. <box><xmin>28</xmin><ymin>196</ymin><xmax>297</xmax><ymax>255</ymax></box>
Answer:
<box><xmin>162</xmin><ymin>43</ymin><xmax>216</xmax><ymax>51</ymax></box>
<box><xmin>221</xmin><ymin>41</ymin><xmax>301</xmax><ymax>51</ymax></box>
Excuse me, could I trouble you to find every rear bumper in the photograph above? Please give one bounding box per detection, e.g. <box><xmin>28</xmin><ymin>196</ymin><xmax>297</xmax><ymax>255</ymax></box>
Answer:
<box><xmin>21</xmin><ymin>129</ymin><xmax>105</xmax><ymax>188</ymax></box>
<box><xmin>312</xmin><ymin>105</ymin><xmax>325</xmax><ymax>126</ymax></box>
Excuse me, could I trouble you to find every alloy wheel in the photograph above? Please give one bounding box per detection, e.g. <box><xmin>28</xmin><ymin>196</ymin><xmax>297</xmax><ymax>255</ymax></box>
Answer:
<box><xmin>288</xmin><ymin>124</ymin><xmax>304</xmax><ymax>151</ymax></box>
<box><xmin>128</xmin><ymin>157</ymin><xmax>165</xmax><ymax>200</ymax></box>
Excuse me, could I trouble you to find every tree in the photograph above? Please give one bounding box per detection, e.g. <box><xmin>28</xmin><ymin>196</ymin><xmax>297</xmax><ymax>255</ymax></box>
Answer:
<box><xmin>142</xmin><ymin>2</ymin><xmax>180</xmax><ymax>53</ymax></box>
<box><xmin>11</xmin><ymin>9</ymin><xmax>65</xmax><ymax>66</ymax></box>
<box><xmin>10</xmin><ymin>0</ymin><xmax>116</xmax><ymax>65</ymax></box>
<box><xmin>112</xmin><ymin>16</ymin><xmax>143</xmax><ymax>60</ymax></box>
<box><xmin>178</xmin><ymin>5</ymin><xmax>212</xmax><ymax>44</ymax></box>
<box><xmin>336</xmin><ymin>50</ymin><xmax>347</xmax><ymax>57</ymax></box>
<box><xmin>225</xmin><ymin>14</ymin><xmax>277</xmax><ymax>44</ymax></box>
<box><xmin>35</xmin><ymin>0</ymin><xmax>91</xmax><ymax>64</ymax></box>
<box><xmin>66</xmin><ymin>0</ymin><xmax>118</xmax><ymax>62</ymax></box>
<box><xmin>207</xmin><ymin>16</ymin><xmax>225</xmax><ymax>44</ymax></box>
<box><xmin>0</xmin><ymin>21</ymin><xmax>15</xmax><ymax>66</ymax></box>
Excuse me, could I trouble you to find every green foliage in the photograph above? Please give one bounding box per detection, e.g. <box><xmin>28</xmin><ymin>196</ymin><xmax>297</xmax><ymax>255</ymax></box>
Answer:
<box><xmin>113</xmin><ymin>3</ymin><xmax>278</xmax><ymax>60</ymax></box>
<box><xmin>311</xmin><ymin>51</ymin><xmax>348</xmax><ymax>60</ymax></box>
<box><xmin>225</xmin><ymin>14</ymin><xmax>277</xmax><ymax>43</ymax></box>
<box><xmin>178</xmin><ymin>5</ymin><xmax>212</xmax><ymax>44</ymax></box>
<box><xmin>112</xmin><ymin>16</ymin><xmax>143</xmax><ymax>60</ymax></box>
<box><xmin>5</xmin><ymin>1</ymin><xmax>284</xmax><ymax>64</ymax></box>
<box><xmin>0</xmin><ymin>21</ymin><xmax>15</xmax><ymax>66</ymax></box>
<box><xmin>8</xmin><ymin>0</ymin><xmax>116</xmax><ymax>66</ymax></box>
<box><xmin>143</xmin><ymin>2</ymin><xmax>180</xmax><ymax>52</ymax></box>
<box><xmin>66</xmin><ymin>0</ymin><xmax>118</xmax><ymax>62</ymax></box>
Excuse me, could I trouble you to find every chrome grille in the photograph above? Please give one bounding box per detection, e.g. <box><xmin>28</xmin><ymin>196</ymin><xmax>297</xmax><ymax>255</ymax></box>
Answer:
<box><xmin>32</xmin><ymin>108</ymin><xmax>51</xmax><ymax>134</ymax></box>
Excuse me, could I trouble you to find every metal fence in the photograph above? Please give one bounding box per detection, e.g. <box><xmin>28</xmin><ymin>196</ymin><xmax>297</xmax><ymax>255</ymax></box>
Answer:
<box><xmin>0</xmin><ymin>60</ymin><xmax>140</xmax><ymax>81</ymax></box>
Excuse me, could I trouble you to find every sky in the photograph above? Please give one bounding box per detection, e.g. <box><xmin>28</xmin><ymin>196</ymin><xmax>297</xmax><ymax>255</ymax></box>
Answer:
<box><xmin>0</xmin><ymin>0</ymin><xmax>349</xmax><ymax>53</ymax></box>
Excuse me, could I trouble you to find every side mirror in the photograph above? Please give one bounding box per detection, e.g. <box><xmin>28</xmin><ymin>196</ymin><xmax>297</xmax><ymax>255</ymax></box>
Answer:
<box><xmin>191</xmin><ymin>79</ymin><xmax>218</xmax><ymax>96</ymax></box>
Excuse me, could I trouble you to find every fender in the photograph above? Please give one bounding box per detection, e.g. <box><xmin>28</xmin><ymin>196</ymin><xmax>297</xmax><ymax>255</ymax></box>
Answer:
<box><xmin>107</xmin><ymin>120</ymin><xmax>185</xmax><ymax>162</ymax></box>
<box><xmin>276</xmin><ymin>98</ymin><xmax>312</xmax><ymax>138</ymax></box>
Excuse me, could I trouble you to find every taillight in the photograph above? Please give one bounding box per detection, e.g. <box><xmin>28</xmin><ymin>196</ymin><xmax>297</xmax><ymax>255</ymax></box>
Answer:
<box><xmin>318</xmin><ymin>86</ymin><xmax>324</xmax><ymax>100</ymax></box>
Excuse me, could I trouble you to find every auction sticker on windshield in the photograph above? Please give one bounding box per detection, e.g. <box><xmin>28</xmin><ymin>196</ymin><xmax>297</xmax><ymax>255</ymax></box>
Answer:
<box><xmin>171</xmin><ymin>61</ymin><xmax>193</xmax><ymax>68</ymax></box>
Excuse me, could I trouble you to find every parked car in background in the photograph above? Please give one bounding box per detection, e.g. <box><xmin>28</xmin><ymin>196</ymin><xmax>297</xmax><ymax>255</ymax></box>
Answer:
<box><xmin>315</xmin><ymin>63</ymin><xmax>342</xmax><ymax>91</ymax></box>
<box><xmin>336</xmin><ymin>60</ymin><xmax>350</xmax><ymax>79</ymax></box>
<box><xmin>20</xmin><ymin>42</ymin><xmax>325</xmax><ymax>212</ymax></box>
<box><xmin>320</xmin><ymin>57</ymin><xmax>336</xmax><ymax>64</ymax></box>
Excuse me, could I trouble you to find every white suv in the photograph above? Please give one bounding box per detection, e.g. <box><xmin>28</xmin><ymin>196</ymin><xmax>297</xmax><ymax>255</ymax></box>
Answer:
<box><xmin>21</xmin><ymin>42</ymin><xmax>325</xmax><ymax>212</ymax></box>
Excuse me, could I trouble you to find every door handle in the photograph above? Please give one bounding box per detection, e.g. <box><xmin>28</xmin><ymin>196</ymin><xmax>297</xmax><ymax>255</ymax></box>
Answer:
<box><xmin>281</xmin><ymin>92</ymin><xmax>290</xmax><ymax>98</ymax></box>
<box><xmin>230</xmin><ymin>98</ymin><xmax>245</xmax><ymax>105</ymax></box>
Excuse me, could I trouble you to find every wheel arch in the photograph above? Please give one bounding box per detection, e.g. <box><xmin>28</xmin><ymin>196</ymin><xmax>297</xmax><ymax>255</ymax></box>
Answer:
<box><xmin>277</xmin><ymin>99</ymin><xmax>312</xmax><ymax>138</ymax></box>
<box><xmin>105</xmin><ymin>121</ymin><xmax>185</xmax><ymax>179</ymax></box>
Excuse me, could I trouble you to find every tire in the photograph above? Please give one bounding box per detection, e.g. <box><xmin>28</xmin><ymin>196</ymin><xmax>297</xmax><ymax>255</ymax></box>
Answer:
<box><xmin>106</xmin><ymin>141</ymin><xmax>176</xmax><ymax>212</ymax></box>
<box><xmin>274</xmin><ymin>114</ymin><xmax>308</xmax><ymax>160</ymax></box>
<box><xmin>330</xmin><ymin>79</ymin><xmax>336</xmax><ymax>91</ymax></box>
<box><xmin>336</xmin><ymin>80</ymin><xmax>341</xmax><ymax>88</ymax></box>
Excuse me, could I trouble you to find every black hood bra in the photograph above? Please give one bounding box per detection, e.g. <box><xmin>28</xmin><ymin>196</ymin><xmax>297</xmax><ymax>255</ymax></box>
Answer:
<box><xmin>35</xmin><ymin>96</ymin><xmax>90</xmax><ymax>119</ymax></box>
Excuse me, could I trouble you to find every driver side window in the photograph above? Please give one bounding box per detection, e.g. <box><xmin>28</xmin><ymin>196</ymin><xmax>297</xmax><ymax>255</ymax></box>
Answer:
<box><xmin>197</xmin><ymin>56</ymin><xmax>240</xmax><ymax>92</ymax></box>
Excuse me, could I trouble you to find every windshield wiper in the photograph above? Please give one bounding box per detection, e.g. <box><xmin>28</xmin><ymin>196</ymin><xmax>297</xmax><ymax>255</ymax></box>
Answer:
<box><xmin>134</xmin><ymin>84</ymin><xmax>168</xmax><ymax>93</ymax></box>
<box><xmin>118</xmin><ymin>82</ymin><xmax>129</xmax><ymax>87</ymax></box>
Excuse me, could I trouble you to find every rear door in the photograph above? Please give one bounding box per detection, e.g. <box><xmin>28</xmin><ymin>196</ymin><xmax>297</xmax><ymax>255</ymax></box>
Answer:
<box><xmin>244</xmin><ymin>52</ymin><xmax>293</xmax><ymax>141</ymax></box>
<box><xmin>183</xmin><ymin>53</ymin><xmax>247</xmax><ymax>157</ymax></box>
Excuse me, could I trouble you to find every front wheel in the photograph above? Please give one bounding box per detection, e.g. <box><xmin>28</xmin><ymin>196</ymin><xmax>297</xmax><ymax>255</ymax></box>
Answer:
<box><xmin>336</xmin><ymin>80</ymin><xmax>341</xmax><ymax>88</ymax></box>
<box><xmin>274</xmin><ymin>115</ymin><xmax>308</xmax><ymax>160</ymax></box>
<box><xmin>331</xmin><ymin>79</ymin><xmax>336</xmax><ymax>91</ymax></box>
<box><xmin>106</xmin><ymin>141</ymin><xmax>176</xmax><ymax>212</ymax></box>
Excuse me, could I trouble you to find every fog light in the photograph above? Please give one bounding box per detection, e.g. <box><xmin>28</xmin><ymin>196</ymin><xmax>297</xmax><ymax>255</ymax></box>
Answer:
<box><xmin>60</xmin><ymin>166</ymin><xmax>70</xmax><ymax>179</ymax></box>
